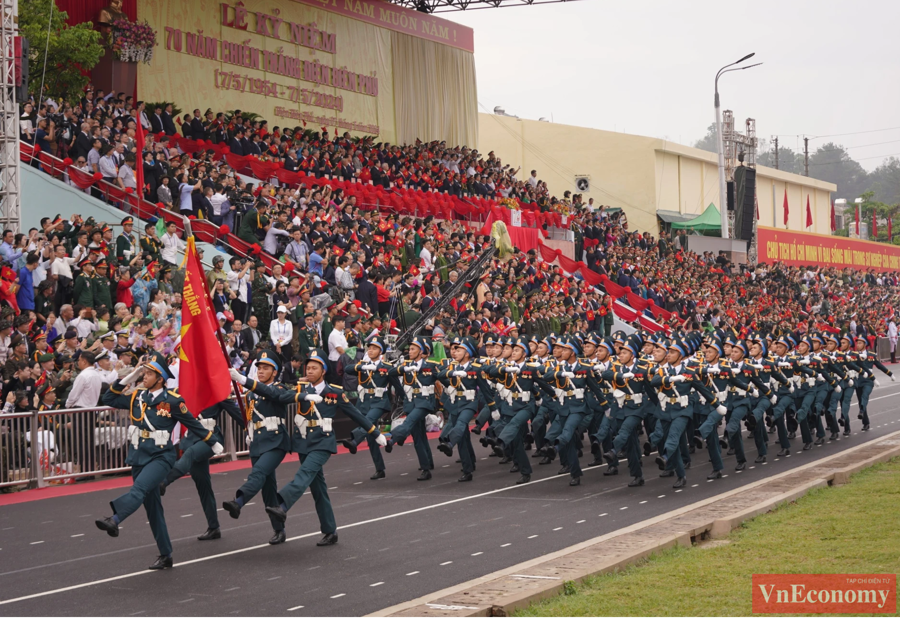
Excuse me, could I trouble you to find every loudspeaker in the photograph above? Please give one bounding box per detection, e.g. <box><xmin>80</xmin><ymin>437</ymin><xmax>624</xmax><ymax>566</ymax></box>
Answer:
<box><xmin>726</xmin><ymin>181</ymin><xmax>735</xmax><ymax>212</ymax></box>
<box><xmin>733</xmin><ymin>166</ymin><xmax>756</xmax><ymax>242</ymax></box>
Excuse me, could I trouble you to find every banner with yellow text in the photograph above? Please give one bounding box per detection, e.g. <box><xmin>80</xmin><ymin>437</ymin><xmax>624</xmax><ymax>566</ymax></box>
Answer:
<box><xmin>758</xmin><ymin>226</ymin><xmax>900</xmax><ymax>272</ymax></box>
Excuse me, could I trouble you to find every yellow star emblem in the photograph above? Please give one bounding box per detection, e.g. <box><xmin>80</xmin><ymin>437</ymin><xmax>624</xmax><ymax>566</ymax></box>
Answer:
<box><xmin>179</xmin><ymin>323</ymin><xmax>191</xmax><ymax>362</ymax></box>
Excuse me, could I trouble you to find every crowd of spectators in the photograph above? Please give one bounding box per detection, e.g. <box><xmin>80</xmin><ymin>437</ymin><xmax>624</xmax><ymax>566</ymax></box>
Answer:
<box><xmin>9</xmin><ymin>88</ymin><xmax>900</xmax><ymax>433</ymax></box>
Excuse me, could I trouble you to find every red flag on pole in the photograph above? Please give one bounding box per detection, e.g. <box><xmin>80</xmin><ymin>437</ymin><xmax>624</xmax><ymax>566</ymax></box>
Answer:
<box><xmin>872</xmin><ymin>210</ymin><xmax>877</xmax><ymax>240</ymax></box>
<box><xmin>135</xmin><ymin>120</ymin><xmax>145</xmax><ymax>199</ymax></box>
<box><xmin>830</xmin><ymin>200</ymin><xmax>836</xmax><ymax>232</ymax></box>
<box><xmin>888</xmin><ymin>215</ymin><xmax>893</xmax><ymax>243</ymax></box>
<box><xmin>177</xmin><ymin>236</ymin><xmax>233</xmax><ymax>415</ymax></box>
<box><xmin>805</xmin><ymin>195</ymin><xmax>813</xmax><ymax>228</ymax></box>
<box><xmin>783</xmin><ymin>188</ymin><xmax>789</xmax><ymax>227</ymax></box>
<box><xmin>855</xmin><ymin>205</ymin><xmax>860</xmax><ymax>236</ymax></box>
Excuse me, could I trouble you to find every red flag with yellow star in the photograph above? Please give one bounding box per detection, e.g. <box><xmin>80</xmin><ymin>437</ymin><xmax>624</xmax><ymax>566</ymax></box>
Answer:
<box><xmin>178</xmin><ymin>236</ymin><xmax>232</xmax><ymax>415</ymax></box>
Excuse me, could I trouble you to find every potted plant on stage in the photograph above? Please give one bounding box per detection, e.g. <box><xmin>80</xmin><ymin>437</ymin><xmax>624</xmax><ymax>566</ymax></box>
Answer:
<box><xmin>108</xmin><ymin>19</ymin><xmax>157</xmax><ymax>64</ymax></box>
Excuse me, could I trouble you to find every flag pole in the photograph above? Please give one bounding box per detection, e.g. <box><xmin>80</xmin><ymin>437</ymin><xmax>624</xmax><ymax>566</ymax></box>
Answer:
<box><xmin>184</xmin><ymin>219</ymin><xmax>249</xmax><ymax>425</ymax></box>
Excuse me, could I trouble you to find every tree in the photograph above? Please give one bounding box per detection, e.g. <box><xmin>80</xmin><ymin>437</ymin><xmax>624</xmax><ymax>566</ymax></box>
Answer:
<box><xmin>692</xmin><ymin>123</ymin><xmax>719</xmax><ymax>153</ymax></box>
<box><xmin>807</xmin><ymin>143</ymin><xmax>869</xmax><ymax>201</ymax></box>
<box><xmin>868</xmin><ymin>157</ymin><xmax>900</xmax><ymax>207</ymax></box>
<box><xmin>757</xmin><ymin>145</ymin><xmax>803</xmax><ymax>175</ymax></box>
<box><xmin>20</xmin><ymin>0</ymin><xmax>103</xmax><ymax>103</ymax></box>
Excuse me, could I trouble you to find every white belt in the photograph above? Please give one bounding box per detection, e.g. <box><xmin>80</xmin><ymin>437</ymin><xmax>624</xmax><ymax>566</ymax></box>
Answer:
<box><xmin>729</xmin><ymin>387</ymin><xmax>747</xmax><ymax>397</ymax></box>
<box><xmin>790</xmin><ymin>375</ymin><xmax>802</xmax><ymax>385</ymax></box>
<box><xmin>358</xmin><ymin>385</ymin><xmax>386</xmax><ymax>400</ymax></box>
<box><xmin>249</xmin><ymin>416</ymin><xmax>284</xmax><ymax>442</ymax></box>
<box><xmin>505</xmin><ymin>390</ymin><xmax>531</xmax><ymax>404</ymax></box>
<box><xmin>200</xmin><ymin>418</ymin><xmax>216</xmax><ymax>431</ymax></box>
<box><xmin>848</xmin><ymin>370</ymin><xmax>859</xmax><ymax>379</ymax></box>
<box><xmin>572</xmin><ymin>388</ymin><xmax>585</xmax><ymax>400</ymax></box>
<box><xmin>660</xmin><ymin>394</ymin><xmax>689</xmax><ymax>410</ymax></box>
<box><xmin>715</xmin><ymin>389</ymin><xmax>729</xmax><ymax>401</ymax></box>
<box><xmin>614</xmin><ymin>392</ymin><xmax>642</xmax><ymax>406</ymax></box>
<box><xmin>127</xmin><ymin>425</ymin><xmax>169</xmax><ymax>448</ymax></box>
<box><xmin>805</xmin><ymin>377</ymin><xmax>817</xmax><ymax>386</ymax></box>
<box><xmin>449</xmin><ymin>388</ymin><xmax>476</xmax><ymax>404</ymax></box>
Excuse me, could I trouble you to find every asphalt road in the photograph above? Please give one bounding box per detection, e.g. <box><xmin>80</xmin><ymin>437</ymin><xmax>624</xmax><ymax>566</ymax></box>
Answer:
<box><xmin>2</xmin><ymin>384</ymin><xmax>900</xmax><ymax>617</ymax></box>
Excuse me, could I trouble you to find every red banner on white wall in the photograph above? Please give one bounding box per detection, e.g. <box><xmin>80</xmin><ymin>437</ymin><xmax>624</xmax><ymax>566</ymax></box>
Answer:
<box><xmin>758</xmin><ymin>226</ymin><xmax>900</xmax><ymax>272</ymax></box>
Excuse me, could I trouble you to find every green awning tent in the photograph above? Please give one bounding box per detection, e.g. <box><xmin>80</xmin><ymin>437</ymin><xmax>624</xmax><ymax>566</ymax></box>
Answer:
<box><xmin>670</xmin><ymin>203</ymin><xmax>721</xmax><ymax>231</ymax></box>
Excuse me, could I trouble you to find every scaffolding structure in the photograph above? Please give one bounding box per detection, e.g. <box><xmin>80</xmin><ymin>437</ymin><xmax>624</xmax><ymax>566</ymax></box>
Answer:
<box><xmin>0</xmin><ymin>0</ymin><xmax>19</xmax><ymax>233</ymax></box>
<box><xmin>722</xmin><ymin>111</ymin><xmax>758</xmax><ymax>263</ymax></box>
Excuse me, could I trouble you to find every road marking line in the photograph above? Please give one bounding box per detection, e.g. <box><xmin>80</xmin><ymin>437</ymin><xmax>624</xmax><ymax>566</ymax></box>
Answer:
<box><xmin>400</xmin><ymin>473</ymin><xmax>408</xmax><ymax>476</ymax></box>
<box><xmin>370</xmin><ymin>582</ymin><xmax>384</xmax><ymax>587</ymax></box>
<box><xmin>440</xmin><ymin>561</ymin><xmax>453</xmax><ymax>566</ymax></box>
<box><xmin>658</xmin><ymin>495</ymin><xmax>665</xmax><ymax>498</ymax></box>
<box><xmin>406</xmin><ymin>571</ymin><xmax>419</xmax><ymax>576</ymax></box>
<box><xmin>599</xmin><ymin>513</ymin><xmax>607</xmax><ymax>517</ymax></box>
<box><xmin>675</xmin><ymin>489</ymin><xmax>683</xmax><ymax>493</ymax></box>
<box><xmin>501</xmin><ymin>543</ymin><xmax>511</xmax><ymax>547</ymax></box>
<box><xmin>576</xmin><ymin>520</ymin><xmax>585</xmax><ymax>524</ymax></box>
<box><xmin>354</xmin><ymin>482</ymin><xmax>362</xmax><ymax>485</ymax></box>
<box><xmin>70</xmin><ymin>534</ymin><xmax>83</xmax><ymax>538</ymax></box>
<box><xmin>288</xmin><ymin>605</ymin><xmax>304</xmax><ymax>611</ymax></box>
<box><xmin>639</xmin><ymin>501</ymin><xmax>647</xmax><ymax>504</ymax></box>
<box><xmin>330</xmin><ymin>593</ymin><xmax>345</xmax><ymax>599</ymax></box>
<box><xmin>691</xmin><ymin>484</ymin><xmax>699</xmax><ymax>488</ymax></box>
<box><xmin>527</xmin><ymin>535</ymin><xmax>538</xmax><ymax>539</ymax></box>
<box><xmin>552</xmin><ymin>527</ymin><xmax>562</xmax><ymax>531</ymax></box>
<box><xmin>471</xmin><ymin>552</ymin><xmax>483</xmax><ymax>556</ymax></box>
<box><xmin>29</xmin><ymin>542</ymin><xmax>44</xmax><ymax>545</ymax></box>
<box><xmin>180</xmin><ymin>514</ymin><xmax>193</xmax><ymax>518</ymax></box>
<box><xmin>619</xmin><ymin>506</ymin><xmax>628</xmax><ymax>510</ymax></box>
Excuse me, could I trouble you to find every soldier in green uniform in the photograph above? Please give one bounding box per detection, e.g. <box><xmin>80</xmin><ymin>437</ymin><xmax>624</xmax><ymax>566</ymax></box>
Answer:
<box><xmin>221</xmin><ymin>352</ymin><xmax>302</xmax><ymax>545</ymax></box>
<box><xmin>246</xmin><ymin>351</ymin><xmax>386</xmax><ymax>547</ymax></box>
<box><xmin>73</xmin><ymin>257</ymin><xmax>95</xmax><ymax>308</ymax></box>
<box><xmin>158</xmin><ymin>399</ymin><xmax>243</xmax><ymax>541</ymax></box>
<box><xmin>92</xmin><ymin>260</ymin><xmax>113</xmax><ymax>311</ymax></box>
<box><xmin>297</xmin><ymin>312</ymin><xmax>321</xmax><ymax>361</ymax></box>
<box><xmin>95</xmin><ymin>361</ymin><xmax>220</xmax><ymax>570</ymax></box>
<box><xmin>116</xmin><ymin>216</ymin><xmax>137</xmax><ymax>266</ymax></box>
<box><xmin>339</xmin><ymin>336</ymin><xmax>401</xmax><ymax>479</ymax></box>
<box><xmin>140</xmin><ymin>222</ymin><xmax>162</xmax><ymax>263</ymax></box>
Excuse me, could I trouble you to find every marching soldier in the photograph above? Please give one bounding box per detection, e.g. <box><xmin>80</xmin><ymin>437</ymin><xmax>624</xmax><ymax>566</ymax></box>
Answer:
<box><xmin>385</xmin><ymin>338</ymin><xmax>438</xmax><ymax>480</ymax></box>
<box><xmin>221</xmin><ymin>351</ymin><xmax>305</xmax><ymax>545</ymax></box>
<box><xmin>538</xmin><ymin>337</ymin><xmax>604</xmax><ymax>486</ymax></box>
<box><xmin>95</xmin><ymin>361</ymin><xmax>221</xmax><ymax>570</ymax></box>
<box><xmin>793</xmin><ymin>336</ymin><xmax>831</xmax><ymax>450</ymax></box>
<box><xmin>743</xmin><ymin>335</ymin><xmax>785</xmax><ymax>464</ymax></box>
<box><xmin>716</xmin><ymin>338</ymin><xmax>772</xmax><ymax>470</ymax></box>
<box><xmin>588</xmin><ymin>338</ymin><xmax>621</xmax><ymax>474</ymax></box>
<box><xmin>602</xmin><ymin>334</ymin><xmax>652</xmax><ymax>487</ymax></box>
<box><xmin>651</xmin><ymin>336</ymin><xmax>720</xmax><ymax>487</ymax></box>
<box><xmin>484</xmin><ymin>336</ymin><xmax>552</xmax><ymax>484</ymax></box>
<box><xmin>436</xmin><ymin>336</ymin><xmax>496</xmax><ymax>482</ymax></box>
<box><xmin>851</xmin><ymin>335</ymin><xmax>894</xmax><ymax>431</ymax></box>
<box><xmin>158</xmin><ymin>399</ymin><xmax>243</xmax><ymax>541</ymax></box>
<box><xmin>340</xmin><ymin>336</ymin><xmax>401</xmax><ymax>480</ymax></box>
<box><xmin>246</xmin><ymin>351</ymin><xmax>386</xmax><ymax>547</ymax></box>
<box><xmin>768</xmin><ymin>335</ymin><xmax>799</xmax><ymax>456</ymax></box>
<box><xmin>690</xmin><ymin>337</ymin><xmax>729</xmax><ymax>480</ymax></box>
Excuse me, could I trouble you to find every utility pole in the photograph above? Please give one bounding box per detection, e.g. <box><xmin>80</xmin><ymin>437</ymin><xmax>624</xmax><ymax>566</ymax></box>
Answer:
<box><xmin>773</xmin><ymin>136</ymin><xmax>779</xmax><ymax>170</ymax></box>
<box><xmin>803</xmin><ymin>137</ymin><xmax>809</xmax><ymax>177</ymax></box>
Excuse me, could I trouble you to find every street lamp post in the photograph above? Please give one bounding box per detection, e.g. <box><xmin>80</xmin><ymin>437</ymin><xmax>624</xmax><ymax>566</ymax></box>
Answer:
<box><xmin>715</xmin><ymin>53</ymin><xmax>759</xmax><ymax>239</ymax></box>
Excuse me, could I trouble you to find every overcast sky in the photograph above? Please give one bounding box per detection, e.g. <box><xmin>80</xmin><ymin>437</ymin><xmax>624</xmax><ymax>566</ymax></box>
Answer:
<box><xmin>450</xmin><ymin>0</ymin><xmax>900</xmax><ymax>170</ymax></box>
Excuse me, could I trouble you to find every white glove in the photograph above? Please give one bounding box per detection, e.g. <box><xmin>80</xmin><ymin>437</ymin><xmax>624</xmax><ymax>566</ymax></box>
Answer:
<box><xmin>816</xmin><ymin>374</ymin><xmax>825</xmax><ymax>383</ymax></box>
<box><xmin>730</xmin><ymin>367</ymin><xmax>741</xmax><ymax>375</ymax></box>
<box><xmin>892</xmin><ymin>375</ymin><xmax>896</xmax><ymax>382</ymax></box>
<box><xmin>212</xmin><ymin>442</ymin><xmax>224</xmax><ymax>455</ymax></box>
<box><xmin>716</xmin><ymin>405</ymin><xmax>728</xmax><ymax>416</ymax></box>
<box><xmin>593</xmin><ymin>365</ymin><xmax>605</xmax><ymax>373</ymax></box>
<box><xmin>875</xmin><ymin>379</ymin><xmax>882</xmax><ymax>387</ymax></box>
<box><xmin>798</xmin><ymin>358</ymin><xmax>810</xmax><ymax>365</ymax></box>
<box><xmin>491</xmin><ymin>410</ymin><xmax>500</xmax><ymax>421</ymax></box>
<box><xmin>707</xmin><ymin>365</ymin><xmax>721</xmax><ymax>375</ymax></box>
<box><xmin>835</xmin><ymin>385</ymin><xmax>842</xmax><ymax>394</ymax></box>
<box><xmin>562</xmin><ymin>371</ymin><xmax>575</xmax><ymax>378</ymax></box>
<box><xmin>750</xmin><ymin>364</ymin><xmax>765</xmax><ymax>371</ymax></box>
<box><xmin>504</xmin><ymin>366</ymin><xmax>520</xmax><ymax>374</ymax></box>
<box><xmin>749</xmin><ymin>388</ymin><xmax>759</xmax><ymax>398</ymax></box>
<box><xmin>375</xmin><ymin>433</ymin><xmax>387</xmax><ymax>447</ymax></box>
<box><xmin>453</xmin><ymin>371</ymin><xmax>468</xmax><ymax>377</ymax></box>
<box><xmin>778</xmin><ymin>362</ymin><xmax>792</xmax><ymax>368</ymax></box>
<box><xmin>848</xmin><ymin>380</ymin><xmax>854</xmax><ymax>388</ymax></box>
<box><xmin>622</xmin><ymin>372</ymin><xmax>635</xmax><ymax>380</ymax></box>
<box><xmin>403</xmin><ymin>365</ymin><xmax>417</xmax><ymax>373</ymax></box>
<box><xmin>770</xmin><ymin>395</ymin><xmax>777</xmax><ymax>404</ymax></box>
<box><xmin>789</xmin><ymin>384</ymin><xmax>795</xmax><ymax>394</ymax></box>
<box><xmin>360</xmin><ymin>364</ymin><xmax>377</xmax><ymax>371</ymax></box>
<box><xmin>669</xmin><ymin>375</ymin><xmax>686</xmax><ymax>383</ymax></box>
<box><xmin>302</xmin><ymin>394</ymin><xmax>324</xmax><ymax>404</ymax></box>
<box><xmin>229</xmin><ymin>368</ymin><xmax>247</xmax><ymax>386</ymax></box>
<box><xmin>121</xmin><ymin>366</ymin><xmax>144</xmax><ymax>385</ymax></box>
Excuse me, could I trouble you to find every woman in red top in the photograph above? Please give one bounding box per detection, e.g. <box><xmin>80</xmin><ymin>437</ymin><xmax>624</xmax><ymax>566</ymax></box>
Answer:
<box><xmin>115</xmin><ymin>266</ymin><xmax>136</xmax><ymax>308</ymax></box>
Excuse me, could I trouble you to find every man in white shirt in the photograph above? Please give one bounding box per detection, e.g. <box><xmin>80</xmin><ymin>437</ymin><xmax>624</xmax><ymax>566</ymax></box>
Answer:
<box><xmin>327</xmin><ymin>315</ymin><xmax>348</xmax><ymax>363</ymax></box>
<box><xmin>419</xmin><ymin>240</ymin><xmax>434</xmax><ymax>273</ymax></box>
<box><xmin>160</xmin><ymin>221</ymin><xmax>184</xmax><ymax>266</ymax></box>
<box><xmin>227</xmin><ymin>257</ymin><xmax>251</xmax><ymax>322</ymax></box>
<box><xmin>66</xmin><ymin>351</ymin><xmax>105</xmax><ymax>408</ymax></box>
<box><xmin>69</xmin><ymin>307</ymin><xmax>99</xmax><ymax>339</ymax></box>
<box><xmin>527</xmin><ymin>170</ymin><xmax>538</xmax><ymax>188</ymax></box>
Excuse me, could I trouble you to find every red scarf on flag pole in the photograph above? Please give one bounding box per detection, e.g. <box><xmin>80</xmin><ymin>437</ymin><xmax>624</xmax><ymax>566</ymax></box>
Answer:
<box><xmin>783</xmin><ymin>189</ymin><xmax>789</xmax><ymax>226</ymax></box>
<box><xmin>805</xmin><ymin>195</ymin><xmax>813</xmax><ymax>228</ymax></box>
<box><xmin>830</xmin><ymin>200</ymin><xmax>836</xmax><ymax>232</ymax></box>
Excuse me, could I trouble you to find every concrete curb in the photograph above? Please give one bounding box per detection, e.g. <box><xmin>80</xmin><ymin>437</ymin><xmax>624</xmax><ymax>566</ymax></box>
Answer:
<box><xmin>371</xmin><ymin>430</ymin><xmax>900</xmax><ymax>617</ymax></box>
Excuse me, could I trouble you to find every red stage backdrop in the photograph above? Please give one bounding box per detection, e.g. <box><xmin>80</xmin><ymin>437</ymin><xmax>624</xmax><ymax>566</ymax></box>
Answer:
<box><xmin>55</xmin><ymin>0</ymin><xmax>137</xmax><ymax>25</ymax></box>
<box><xmin>758</xmin><ymin>226</ymin><xmax>900</xmax><ymax>272</ymax></box>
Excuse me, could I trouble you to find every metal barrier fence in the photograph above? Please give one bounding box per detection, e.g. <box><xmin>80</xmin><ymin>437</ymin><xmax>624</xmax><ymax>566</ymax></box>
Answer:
<box><xmin>0</xmin><ymin>403</ymin><xmax>311</xmax><ymax>490</ymax></box>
